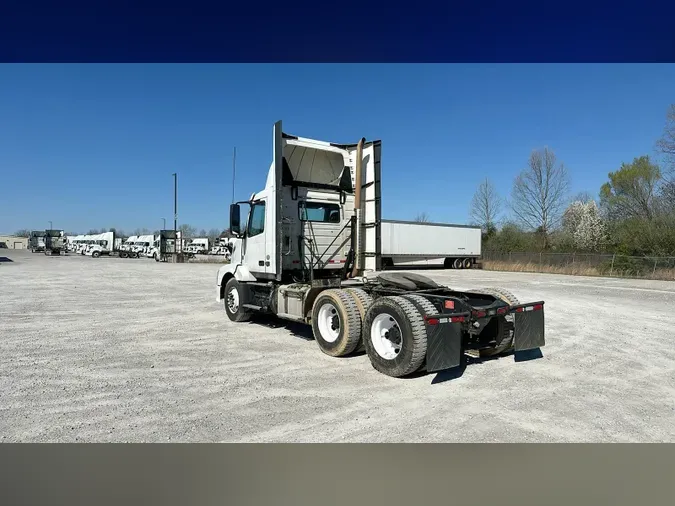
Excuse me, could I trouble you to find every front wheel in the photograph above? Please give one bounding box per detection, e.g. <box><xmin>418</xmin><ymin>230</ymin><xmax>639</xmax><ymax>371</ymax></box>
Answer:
<box><xmin>92</xmin><ymin>251</ymin><xmax>100</xmax><ymax>258</ymax></box>
<box><xmin>224</xmin><ymin>277</ymin><xmax>251</xmax><ymax>322</ymax></box>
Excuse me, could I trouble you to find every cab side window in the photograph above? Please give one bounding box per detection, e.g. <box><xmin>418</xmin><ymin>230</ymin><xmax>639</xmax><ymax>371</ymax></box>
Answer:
<box><xmin>248</xmin><ymin>201</ymin><xmax>266</xmax><ymax>237</ymax></box>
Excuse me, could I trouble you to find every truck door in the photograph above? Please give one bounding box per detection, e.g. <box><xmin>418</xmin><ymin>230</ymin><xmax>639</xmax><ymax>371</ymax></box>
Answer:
<box><xmin>243</xmin><ymin>198</ymin><xmax>268</xmax><ymax>276</ymax></box>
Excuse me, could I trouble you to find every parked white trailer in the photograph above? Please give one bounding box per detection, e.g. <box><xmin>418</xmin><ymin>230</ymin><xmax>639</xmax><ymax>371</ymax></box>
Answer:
<box><xmin>380</xmin><ymin>220</ymin><xmax>482</xmax><ymax>269</ymax></box>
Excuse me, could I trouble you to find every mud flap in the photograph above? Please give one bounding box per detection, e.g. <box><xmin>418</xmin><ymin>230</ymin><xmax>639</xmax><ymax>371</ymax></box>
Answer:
<box><xmin>425</xmin><ymin>318</ymin><xmax>464</xmax><ymax>373</ymax></box>
<box><xmin>513</xmin><ymin>307</ymin><xmax>545</xmax><ymax>351</ymax></box>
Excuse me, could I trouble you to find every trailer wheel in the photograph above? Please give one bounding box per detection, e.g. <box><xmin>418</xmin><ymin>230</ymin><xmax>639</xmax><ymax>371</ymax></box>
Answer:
<box><xmin>224</xmin><ymin>278</ymin><xmax>251</xmax><ymax>322</ymax></box>
<box><xmin>363</xmin><ymin>296</ymin><xmax>428</xmax><ymax>377</ymax></box>
<box><xmin>463</xmin><ymin>258</ymin><xmax>472</xmax><ymax>269</ymax></box>
<box><xmin>311</xmin><ymin>289</ymin><xmax>362</xmax><ymax>357</ymax></box>
<box><xmin>453</xmin><ymin>258</ymin><xmax>462</xmax><ymax>269</ymax></box>
<box><xmin>344</xmin><ymin>288</ymin><xmax>373</xmax><ymax>352</ymax></box>
<box><xmin>472</xmin><ymin>287</ymin><xmax>519</xmax><ymax>357</ymax></box>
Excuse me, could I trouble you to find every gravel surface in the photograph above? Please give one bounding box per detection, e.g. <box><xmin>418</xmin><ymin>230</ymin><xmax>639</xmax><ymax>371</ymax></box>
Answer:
<box><xmin>1</xmin><ymin>249</ymin><xmax>674</xmax><ymax>442</ymax></box>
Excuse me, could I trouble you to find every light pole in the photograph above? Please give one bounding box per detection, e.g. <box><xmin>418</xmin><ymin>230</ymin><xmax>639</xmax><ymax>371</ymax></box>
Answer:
<box><xmin>49</xmin><ymin>221</ymin><xmax>52</xmax><ymax>230</ymax></box>
<box><xmin>162</xmin><ymin>218</ymin><xmax>166</xmax><ymax>230</ymax></box>
<box><xmin>172</xmin><ymin>173</ymin><xmax>178</xmax><ymax>253</ymax></box>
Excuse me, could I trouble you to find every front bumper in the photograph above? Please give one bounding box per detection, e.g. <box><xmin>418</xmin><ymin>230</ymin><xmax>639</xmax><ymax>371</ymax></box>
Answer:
<box><xmin>424</xmin><ymin>301</ymin><xmax>545</xmax><ymax>373</ymax></box>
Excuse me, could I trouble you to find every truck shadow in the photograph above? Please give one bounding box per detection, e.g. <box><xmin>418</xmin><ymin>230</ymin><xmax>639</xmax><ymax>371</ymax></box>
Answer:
<box><xmin>249</xmin><ymin>315</ymin><xmax>314</xmax><ymax>341</ymax></box>
<box><xmin>428</xmin><ymin>348</ymin><xmax>544</xmax><ymax>384</ymax></box>
<box><xmin>0</xmin><ymin>256</ymin><xmax>14</xmax><ymax>263</ymax></box>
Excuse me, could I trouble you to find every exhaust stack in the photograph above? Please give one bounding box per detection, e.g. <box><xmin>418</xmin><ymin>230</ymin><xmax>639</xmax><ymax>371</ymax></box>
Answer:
<box><xmin>350</xmin><ymin>137</ymin><xmax>366</xmax><ymax>278</ymax></box>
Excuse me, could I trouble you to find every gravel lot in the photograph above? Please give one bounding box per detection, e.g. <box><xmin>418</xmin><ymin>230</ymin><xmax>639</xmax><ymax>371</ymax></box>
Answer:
<box><xmin>1</xmin><ymin>249</ymin><xmax>674</xmax><ymax>442</ymax></box>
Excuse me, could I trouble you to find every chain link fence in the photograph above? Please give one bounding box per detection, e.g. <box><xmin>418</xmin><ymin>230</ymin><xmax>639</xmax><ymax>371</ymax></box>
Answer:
<box><xmin>482</xmin><ymin>251</ymin><xmax>675</xmax><ymax>281</ymax></box>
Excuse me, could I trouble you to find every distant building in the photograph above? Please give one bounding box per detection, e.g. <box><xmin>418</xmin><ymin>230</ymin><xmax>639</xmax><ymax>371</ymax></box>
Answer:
<box><xmin>0</xmin><ymin>235</ymin><xmax>29</xmax><ymax>249</ymax></box>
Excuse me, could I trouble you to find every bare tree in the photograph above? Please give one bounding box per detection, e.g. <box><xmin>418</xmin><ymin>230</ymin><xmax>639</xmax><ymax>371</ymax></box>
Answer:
<box><xmin>569</xmin><ymin>191</ymin><xmax>596</xmax><ymax>204</ymax></box>
<box><xmin>414</xmin><ymin>212</ymin><xmax>430</xmax><ymax>223</ymax></box>
<box><xmin>656</xmin><ymin>104</ymin><xmax>675</xmax><ymax>174</ymax></box>
<box><xmin>198</xmin><ymin>229</ymin><xmax>207</xmax><ymax>238</ymax></box>
<box><xmin>14</xmin><ymin>229</ymin><xmax>31</xmax><ymax>237</ymax></box>
<box><xmin>510</xmin><ymin>147</ymin><xmax>570</xmax><ymax>248</ymax></box>
<box><xmin>469</xmin><ymin>177</ymin><xmax>502</xmax><ymax>234</ymax></box>
<box><xmin>179</xmin><ymin>224</ymin><xmax>197</xmax><ymax>238</ymax></box>
<box><xmin>207</xmin><ymin>228</ymin><xmax>221</xmax><ymax>245</ymax></box>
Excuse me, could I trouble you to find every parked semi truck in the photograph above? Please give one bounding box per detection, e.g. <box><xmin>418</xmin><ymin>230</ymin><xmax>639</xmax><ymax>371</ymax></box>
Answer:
<box><xmin>216</xmin><ymin>121</ymin><xmax>545</xmax><ymax>378</ymax></box>
<box><xmin>381</xmin><ymin>220</ymin><xmax>481</xmax><ymax>269</ymax></box>
<box><xmin>43</xmin><ymin>230</ymin><xmax>65</xmax><ymax>255</ymax></box>
<box><xmin>85</xmin><ymin>232</ymin><xmax>140</xmax><ymax>258</ymax></box>
<box><xmin>29</xmin><ymin>231</ymin><xmax>46</xmax><ymax>253</ymax></box>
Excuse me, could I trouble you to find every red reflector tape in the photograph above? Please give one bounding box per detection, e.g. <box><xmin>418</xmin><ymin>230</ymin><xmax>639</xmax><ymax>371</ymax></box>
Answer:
<box><xmin>450</xmin><ymin>316</ymin><xmax>465</xmax><ymax>323</ymax></box>
<box><xmin>444</xmin><ymin>300</ymin><xmax>455</xmax><ymax>309</ymax></box>
<box><xmin>533</xmin><ymin>304</ymin><xmax>543</xmax><ymax>311</ymax></box>
<box><xmin>515</xmin><ymin>307</ymin><xmax>524</xmax><ymax>312</ymax></box>
<box><xmin>425</xmin><ymin>317</ymin><xmax>439</xmax><ymax>325</ymax></box>
<box><xmin>497</xmin><ymin>307</ymin><xmax>508</xmax><ymax>314</ymax></box>
<box><xmin>473</xmin><ymin>310</ymin><xmax>486</xmax><ymax>318</ymax></box>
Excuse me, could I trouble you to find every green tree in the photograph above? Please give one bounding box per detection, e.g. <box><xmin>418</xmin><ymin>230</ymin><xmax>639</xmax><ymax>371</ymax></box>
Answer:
<box><xmin>600</xmin><ymin>156</ymin><xmax>661</xmax><ymax>222</ymax></box>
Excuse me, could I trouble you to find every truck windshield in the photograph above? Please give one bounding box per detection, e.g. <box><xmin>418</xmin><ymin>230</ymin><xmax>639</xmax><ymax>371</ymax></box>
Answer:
<box><xmin>299</xmin><ymin>202</ymin><xmax>341</xmax><ymax>223</ymax></box>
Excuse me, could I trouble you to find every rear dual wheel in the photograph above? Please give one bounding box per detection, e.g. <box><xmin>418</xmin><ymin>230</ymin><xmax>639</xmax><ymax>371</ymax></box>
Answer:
<box><xmin>447</xmin><ymin>258</ymin><xmax>473</xmax><ymax>269</ymax></box>
<box><xmin>311</xmin><ymin>289</ymin><xmax>363</xmax><ymax>357</ymax></box>
<box><xmin>362</xmin><ymin>295</ymin><xmax>435</xmax><ymax>378</ymax></box>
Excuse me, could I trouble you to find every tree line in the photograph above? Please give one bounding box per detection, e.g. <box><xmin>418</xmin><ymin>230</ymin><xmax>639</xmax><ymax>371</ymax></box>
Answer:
<box><xmin>468</xmin><ymin>104</ymin><xmax>675</xmax><ymax>257</ymax></box>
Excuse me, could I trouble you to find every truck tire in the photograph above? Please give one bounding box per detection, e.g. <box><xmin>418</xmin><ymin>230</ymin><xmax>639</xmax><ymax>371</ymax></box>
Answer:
<box><xmin>453</xmin><ymin>258</ymin><xmax>462</xmax><ymax>269</ymax></box>
<box><xmin>224</xmin><ymin>277</ymin><xmax>252</xmax><ymax>322</ymax></box>
<box><xmin>311</xmin><ymin>289</ymin><xmax>362</xmax><ymax>357</ymax></box>
<box><xmin>471</xmin><ymin>287</ymin><xmax>519</xmax><ymax>357</ymax></box>
<box><xmin>344</xmin><ymin>288</ymin><xmax>373</xmax><ymax>352</ymax></box>
<box><xmin>362</xmin><ymin>296</ymin><xmax>428</xmax><ymax>377</ymax></box>
<box><xmin>463</xmin><ymin>258</ymin><xmax>472</xmax><ymax>269</ymax></box>
<box><xmin>92</xmin><ymin>251</ymin><xmax>100</xmax><ymax>258</ymax></box>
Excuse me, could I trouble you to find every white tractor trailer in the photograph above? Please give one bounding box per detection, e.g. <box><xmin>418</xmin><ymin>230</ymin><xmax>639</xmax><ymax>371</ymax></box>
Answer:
<box><xmin>216</xmin><ymin>121</ymin><xmax>545</xmax><ymax>378</ymax></box>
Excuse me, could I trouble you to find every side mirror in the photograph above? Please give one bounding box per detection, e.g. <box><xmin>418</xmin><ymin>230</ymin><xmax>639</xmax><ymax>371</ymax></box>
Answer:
<box><xmin>230</xmin><ymin>203</ymin><xmax>241</xmax><ymax>236</ymax></box>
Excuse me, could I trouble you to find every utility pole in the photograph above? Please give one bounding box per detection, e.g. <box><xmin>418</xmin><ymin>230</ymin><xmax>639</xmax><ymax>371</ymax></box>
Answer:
<box><xmin>49</xmin><ymin>221</ymin><xmax>52</xmax><ymax>230</ymax></box>
<box><xmin>162</xmin><ymin>217</ymin><xmax>166</xmax><ymax>230</ymax></box>
<box><xmin>232</xmin><ymin>147</ymin><xmax>236</xmax><ymax>204</ymax></box>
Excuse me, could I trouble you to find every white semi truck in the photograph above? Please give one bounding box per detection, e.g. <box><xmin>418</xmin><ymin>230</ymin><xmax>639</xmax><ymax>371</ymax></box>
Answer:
<box><xmin>381</xmin><ymin>220</ymin><xmax>482</xmax><ymax>269</ymax></box>
<box><xmin>82</xmin><ymin>232</ymin><xmax>141</xmax><ymax>258</ymax></box>
<box><xmin>216</xmin><ymin>121</ymin><xmax>545</xmax><ymax>378</ymax></box>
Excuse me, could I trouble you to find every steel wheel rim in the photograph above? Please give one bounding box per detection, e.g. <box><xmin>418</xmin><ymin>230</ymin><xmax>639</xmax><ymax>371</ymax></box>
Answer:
<box><xmin>370</xmin><ymin>313</ymin><xmax>402</xmax><ymax>360</ymax></box>
<box><xmin>227</xmin><ymin>286</ymin><xmax>240</xmax><ymax>313</ymax></box>
<box><xmin>317</xmin><ymin>302</ymin><xmax>340</xmax><ymax>343</ymax></box>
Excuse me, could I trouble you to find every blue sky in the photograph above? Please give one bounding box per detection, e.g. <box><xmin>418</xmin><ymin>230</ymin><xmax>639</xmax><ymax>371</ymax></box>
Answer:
<box><xmin>1</xmin><ymin>64</ymin><xmax>673</xmax><ymax>234</ymax></box>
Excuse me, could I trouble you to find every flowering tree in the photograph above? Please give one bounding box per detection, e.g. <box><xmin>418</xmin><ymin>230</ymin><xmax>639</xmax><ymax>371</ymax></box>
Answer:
<box><xmin>562</xmin><ymin>200</ymin><xmax>606</xmax><ymax>251</ymax></box>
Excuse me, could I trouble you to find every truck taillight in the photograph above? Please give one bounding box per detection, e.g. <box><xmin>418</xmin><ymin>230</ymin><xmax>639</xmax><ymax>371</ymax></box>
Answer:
<box><xmin>515</xmin><ymin>304</ymin><xmax>543</xmax><ymax>312</ymax></box>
